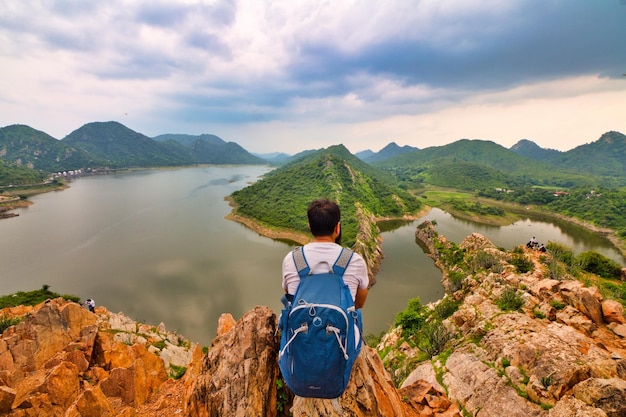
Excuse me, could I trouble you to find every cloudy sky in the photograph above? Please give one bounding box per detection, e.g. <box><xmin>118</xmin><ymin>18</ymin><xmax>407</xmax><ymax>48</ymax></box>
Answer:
<box><xmin>1</xmin><ymin>0</ymin><xmax>625</xmax><ymax>154</ymax></box>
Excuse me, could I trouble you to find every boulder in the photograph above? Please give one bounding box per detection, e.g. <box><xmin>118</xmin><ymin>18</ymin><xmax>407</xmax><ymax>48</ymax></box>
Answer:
<box><xmin>41</xmin><ymin>361</ymin><xmax>80</xmax><ymax>408</ymax></box>
<box><xmin>66</xmin><ymin>386</ymin><xmax>116</xmax><ymax>417</ymax></box>
<box><xmin>548</xmin><ymin>395</ymin><xmax>608</xmax><ymax>417</ymax></box>
<box><xmin>602</xmin><ymin>300</ymin><xmax>626</xmax><ymax>324</ymax></box>
<box><xmin>573</xmin><ymin>377</ymin><xmax>626</xmax><ymax>417</ymax></box>
<box><xmin>443</xmin><ymin>351</ymin><xmax>545</xmax><ymax>417</ymax></box>
<box><xmin>0</xmin><ymin>385</ymin><xmax>16</xmax><ymax>414</ymax></box>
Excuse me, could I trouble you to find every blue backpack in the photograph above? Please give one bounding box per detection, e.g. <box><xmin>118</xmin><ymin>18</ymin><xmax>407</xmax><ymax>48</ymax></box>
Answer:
<box><xmin>278</xmin><ymin>246</ymin><xmax>363</xmax><ymax>399</ymax></box>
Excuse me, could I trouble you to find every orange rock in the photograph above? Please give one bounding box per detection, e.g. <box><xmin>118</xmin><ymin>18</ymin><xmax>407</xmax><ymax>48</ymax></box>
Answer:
<box><xmin>602</xmin><ymin>300</ymin><xmax>626</xmax><ymax>324</ymax></box>
<box><xmin>216</xmin><ymin>313</ymin><xmax>237</xmax><ymax>336</ymax></box>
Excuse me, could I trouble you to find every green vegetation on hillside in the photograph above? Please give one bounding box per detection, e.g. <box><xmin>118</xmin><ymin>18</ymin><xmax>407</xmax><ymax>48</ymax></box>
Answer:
<box><xmin>0</xmin><ymin>285</ymin><xmax>80</xmax><ymax>309</ymax></box>
<box><xmin>479</xmin><ymin>187</ymin><xmax>626</xmax><ymax>238</ymax></box>
<box><xmin>0</xmin><ymin>124</ymin><xmax>99</xmax><ymax>172</ymax></box>
<box><xmin>0</xmin><ymin>158</ymin><xmax>48</xmax><ymax>186</ymax></box>
<box><xmin>230</xmin><ymin>145</ymin><xmax>422</xmax><ymax>247</ymax></box>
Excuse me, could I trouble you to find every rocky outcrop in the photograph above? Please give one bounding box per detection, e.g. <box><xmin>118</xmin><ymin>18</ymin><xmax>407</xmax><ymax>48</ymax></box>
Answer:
<box><xmin>354</xmin><ymin>202</ymin><xmax>384</xmax><ymax>284</ymax></box>
<box><xmin>184</xmin><ymin>306</ymin><xmax>280</xmax><ymax>417</ymax></box>
<box><xmin>408</xmin><ymin>222</ymin><xmax>626</xmax><ymax>417</ymax></box>
<box><xmin>0</xmin><ymin>298</ymin><xmax>199</xmax><ymax>416</ymax></box>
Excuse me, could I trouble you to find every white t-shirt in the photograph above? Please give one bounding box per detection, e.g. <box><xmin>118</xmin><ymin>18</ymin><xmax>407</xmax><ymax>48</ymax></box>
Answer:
<box><xmin>282</xmin><ymin>242</ymin><xmax>369</xmax><ymax>300</ymax></box>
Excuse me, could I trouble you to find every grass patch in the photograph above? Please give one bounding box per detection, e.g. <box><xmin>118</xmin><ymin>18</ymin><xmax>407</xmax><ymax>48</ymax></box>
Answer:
<box><xmin>0</xmin><ymin>285</ymin><xmax>80</xmax><ymax>308</ymax></box>
<box><xmin>496</xmin><ymin>288</ymin><xmax>524</xmax><ymax>312</ymax></box>
<box><xmin>0</xmin><ymin>315</ymin><xmax>23</xmax><ymax>333</ymax></box>
<box><xmin>168</xmin><ymin>364</ymin><xmax>187</xmax><ymax>379</ymax></box>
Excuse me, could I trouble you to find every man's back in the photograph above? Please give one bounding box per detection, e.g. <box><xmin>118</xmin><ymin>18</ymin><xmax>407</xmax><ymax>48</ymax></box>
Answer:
<box><xmin>282</xmin><ymin>241</ymin><xmax>368</xmax><ymax>301</ymax></box>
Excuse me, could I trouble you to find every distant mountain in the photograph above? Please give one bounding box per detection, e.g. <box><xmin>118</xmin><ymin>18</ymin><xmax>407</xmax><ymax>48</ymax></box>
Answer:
<box><xmin>549</xmin><ymin>131</ymin><xmax>626</xmax><ymax>180</ymax></box>
<box><xmin>0</xmin><ymin>122</ymin><xmax>268</xmax><ymax>176</ymax></box>
<box><xmin>153</xmin><ymin>133</ymin><xmax>225</xmax><ymax>147</ymax></box>
<box><xmin>510</xmin><ymin>139</ymin><xmax>561</xmax><ymax>161</ymax></box>
<box><xmin>230</xmin><ymin>144</ymin><xmax>422</xmax><ymax>248</ymax></box>
<box><xmin>63</xmin><ymin>122</ymin><xmax>190</xmax><ymax>168</ymax></box>
<box><xmin>363</xmin><ymin>142</ymin><xmax>419</xmax><ymax>163</ymax></box>
<box><xmin>154</xmin><ymin>133</ymin><xmax>265</xmax><ymax>165</ymax></box>
<box><xmin>0</xmin><ymin>124</ymin><xmax>98</xmax><ymax>172</ymax></box>
<box><xmin>253</xmin><ymin>152</ymin><xmax>293</xmax><ymax>164</ymax></box>
<box><xmin>375</xmin><ymin>139</ymin><xmax>597</xmax><ymax>189</ymax></box>
<box><xmin>355</xmin><ymin>149</ymin><xmax>375</xmax><ymax>161</ymax></box>
<box><xmin>378</xmin><ymin>139</ymin><xmax>539</xmax><ymax>174</ymax></box>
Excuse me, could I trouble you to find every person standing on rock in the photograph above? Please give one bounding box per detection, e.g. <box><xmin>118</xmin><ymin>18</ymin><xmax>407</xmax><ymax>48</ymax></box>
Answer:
<box><xmin>281</xmin><ymin>198</ymin><xmax>369</xmax><ymax>308</ymax></box>
<box><xmin>84</xmin><ymin>298</ymin><xmax>95</xmax><ymax>313</ymax></box>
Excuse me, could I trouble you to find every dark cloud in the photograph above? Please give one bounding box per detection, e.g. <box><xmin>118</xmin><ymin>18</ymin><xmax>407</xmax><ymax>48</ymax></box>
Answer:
<box><xmin>286</xmin><ymin>1</ymin><xmax>626</xmax><ymax>95</ymax></box>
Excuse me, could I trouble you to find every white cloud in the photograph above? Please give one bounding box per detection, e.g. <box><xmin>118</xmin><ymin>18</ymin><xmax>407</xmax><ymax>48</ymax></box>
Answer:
<box><xmin>0</xmin><ymin>0</ymin><xmax>625</xmax><ymax>150</ymax></box>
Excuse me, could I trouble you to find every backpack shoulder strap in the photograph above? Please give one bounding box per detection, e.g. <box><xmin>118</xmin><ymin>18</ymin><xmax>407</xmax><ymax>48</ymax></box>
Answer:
<box><xmin>332</xmin><ymin>248</ymin><xmax>354</xmax><ymax>277</ymax></box>
<box><xmin>292</xmin><ymin>246</ymin><xmax>310</xmax><ymax>278</ymax></box>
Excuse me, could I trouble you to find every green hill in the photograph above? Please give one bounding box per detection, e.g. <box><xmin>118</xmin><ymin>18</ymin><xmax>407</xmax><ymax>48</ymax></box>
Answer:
<box><xmin>426</xmin><ymin>161</ymin><xmax>510</xmax><ymax>190</ymax></box>
<box><xmin>0</xmin><ymin>124</ymin><xmax>97</xmax><ymax>172</ymax></box>
<box><xmin>377</xmin><ymin>138</ymin><xmax>605</xmax><ymax>189</ymax></box>
<box><xmin>230</xmin><ymin>144</ymin><xmax>422</xmax><ymax>247</ymax></box>
<box><xmin>549</xmin><ymin>131</ymin><xmax>626</xmax><ymax>181</ymax></box>
<box><xmin>153</xmin><ymin>133</ymin><xmax>225</xmax><ymax>147</ymax></box>
<box><xmin>379</xmin><ymin>139</ymin><xmax>544</xmax><ymax>174</ymax></box>
<box><xmin>510</xmin><ymin>139</ymin><xmax>561</xmax><ymax>161</ymax></box>
<box><xmin>0</xmin><ymin>158</ymin><xmax>47</xmax><ymax>186</ymax></box>
<box><xmin>63</xmin><ymin>122</ymin><xmax>190</xmax><ymax>168</ymax></box>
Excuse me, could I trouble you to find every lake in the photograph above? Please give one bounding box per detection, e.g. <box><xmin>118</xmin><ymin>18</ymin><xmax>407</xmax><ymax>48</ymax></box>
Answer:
<box><xmin>1</xmin><ymin>166</ymin><xmax>623</xmax><ymax>345</ymax></box>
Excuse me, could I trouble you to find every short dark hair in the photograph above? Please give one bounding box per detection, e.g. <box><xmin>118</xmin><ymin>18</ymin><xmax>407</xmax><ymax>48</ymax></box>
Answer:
<box><xmin>307</xmin><ymin>198</ymin><xmax>340</xmax><ymax>237</ymax></box>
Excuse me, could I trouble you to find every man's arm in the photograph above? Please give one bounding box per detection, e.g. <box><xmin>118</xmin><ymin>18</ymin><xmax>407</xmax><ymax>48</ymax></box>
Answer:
<box><xmin>354</xmin><ymin>287</ymin><xmax>368</xmax><ymax>309</ymax></box>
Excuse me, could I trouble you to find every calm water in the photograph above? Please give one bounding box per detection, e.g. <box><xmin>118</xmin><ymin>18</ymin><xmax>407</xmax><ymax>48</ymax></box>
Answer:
<box><xmin>1</xmin><ymin>166</ymin><xmax>623</xmax><ymax>345</ymax></box>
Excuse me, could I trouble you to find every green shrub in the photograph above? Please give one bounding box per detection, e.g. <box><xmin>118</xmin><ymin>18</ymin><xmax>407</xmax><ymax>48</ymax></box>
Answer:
<box><xmin>395</xmin><ymin>298</ymin><xmax>426</xmax><ymax>337</ymax></box>
<box><xmin>471</xmin><ymin>251</ymin><xmax>499</xmax><ymax>272</ymax></box>
<box><xmin>600</xmin><ymin>281</ymin><xmax>626</xmax><ymax>306</ymax></box>
<box><xmin>435</xmin><ymin>241</ymin><xmax>466</xmax><ymax>267</ymax></box>
<box><xmin>510</xmin><ymin>254</ymin><xmax>534</xmax><ymax>273</ymax></box>
<box><xmin>168</xmin><ymin>364</ymin><xmax>187</xmax><ymax>379</ymax></box>
<box><xmin>546</xmin><ymin>241</ymin><xmax>575</xmax><ymax>266</ymax></box>
<box><xmin>546</xmin><ymin>259</ymin><xmax>567</xmax><ymax>281</ymax></box>
<box><xmin>0</xmin><ymin>285</ymin><xmax>77</xmax><ymax>308</ymax></box>
<box><xmin>577</xmin><ymin>251</ymin><xmax>623</xmax><ymax>279</ymax></box>
<box><xmin>433</xmin><ymin>297</ymin><xmax>461</xmax><ymax>320</ymax></box>
<box><xmin>497</xmin><ymin>287</ymin><xmax>524</xmax><ymax>312</ymax></box>
<box><xmin>0</xmin><ymin>315</ymin><xmax>22</xmax><ymax>334</ymax></box>
<box><xmin>420</xmin><ymin>319</ymin><xmax>453</xmax><ymax>358</ymax></box>
<box><xmin>549</xmin><ymin>300</ymin><xmax>566</xmax><ymax>310</ymax></box>
<box><xmin>447</xmin><ymin>270</ymin><xmax>466</xmax><ymax>292</ymax></box>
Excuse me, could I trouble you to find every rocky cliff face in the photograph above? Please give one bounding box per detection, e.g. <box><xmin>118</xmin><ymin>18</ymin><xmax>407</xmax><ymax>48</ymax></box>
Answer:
<box><xmin>0</xmin><ymin>298</ymin><xmax>199</xmax><ymax>416</ymax></box>
<box><xmin>401</xmin><ymin>220</ymin><xmax>626</xmax><ymax>417</ymax></box>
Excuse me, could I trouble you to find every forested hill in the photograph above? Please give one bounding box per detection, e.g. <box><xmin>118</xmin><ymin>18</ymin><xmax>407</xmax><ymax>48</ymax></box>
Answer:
<box><xmin>376</xmin><ymin>132</ymin><xmax>626</xmax><ymax>189</ymax></box>
<box><xmin>230</xmin><ymin>144</ymin><xmax>423</xmax><ymax>248</ymax></box>
<box><xmin>64</xmin><ymin>122</ymin><xmax>191</xmax><ymax>168</ymax></box>
<box><xmin>547</xmin><ymin>131</ymin><xmax>626</xmax><ymax>179</ymax></box>
<box><xmin>0</xmin><ymin>124</ymin><xmax>98</xmax><ymax>172</ymax></box>
<box><xmin>153</xmin><ymin>133</ymin><xmax>266</xmax><ymax>165</ymax></box>
<box><xmin>0</xmin><ymin>122</ymin><xmax>265</xmax><ymax>177</ymax></box>
<box><xmin>509</xmin><ymin>139</ymin><xmax>561</xmax><ymax>161</ymax></box>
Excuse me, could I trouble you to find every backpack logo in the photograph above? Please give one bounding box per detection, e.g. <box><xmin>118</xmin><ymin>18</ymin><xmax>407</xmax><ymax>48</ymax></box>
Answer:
<box><xmin>278</xmin><ymin>247</ymin><xmax>363</xmax><ymax>399</ymax></box>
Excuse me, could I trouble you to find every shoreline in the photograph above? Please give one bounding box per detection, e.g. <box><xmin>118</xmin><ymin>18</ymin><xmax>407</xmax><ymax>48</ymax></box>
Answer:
<box><xmin>224</xmin><ymin>196</ymin><xmax>311</xmax><ymax>245</ymax></box>
<box><xmin>225</xmin><ymin>198</ymin><xmax>626</xmax><ymax>264</ymax></box>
